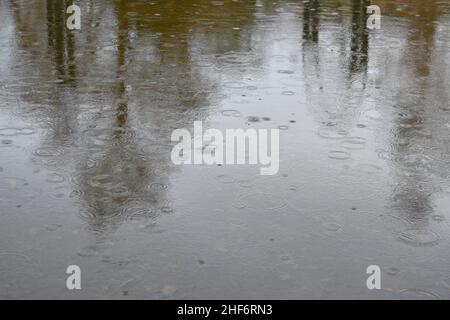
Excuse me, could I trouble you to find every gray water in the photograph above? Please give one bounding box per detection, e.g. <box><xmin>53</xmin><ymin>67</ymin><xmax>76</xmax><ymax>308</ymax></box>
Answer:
<box><xmin>1</xmin><ymin>0</ymin><xmax>450</xmax><ymax>299</ymax></box>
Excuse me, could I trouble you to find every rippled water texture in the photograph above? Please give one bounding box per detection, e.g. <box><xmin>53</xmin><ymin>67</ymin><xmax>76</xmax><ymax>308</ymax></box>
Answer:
<box><xmin>1</xmin><ymin>0</ymin><xmax>450</xmax><ymax>299</ymax></box>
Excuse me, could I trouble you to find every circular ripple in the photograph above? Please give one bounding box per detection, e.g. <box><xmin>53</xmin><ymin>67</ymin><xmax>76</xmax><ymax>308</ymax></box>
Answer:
<box><xmin>340</xmin><ymin>137</ymin><xmax>367</xmax><ymax>150</ymax></box>
<box><xmin>221</xmin><ymin>109</ymin><xmax>242</xmax><ymax>117</ymax></box>
<box><xmin>122</xmin><ymin>204</ymin><xmax>156</xmax><ymax>221</ymax></box>
<box><xmin>0</xmin><ymin>127</ymin><xmax>35</xmax><ymax>136</ymax></box>
<box><xmin>328</xmin><ymin>150</ymin><xmax>351</xmax><ymax>160</ymax></box>
<box><xmin>45</xmin><ymin>173</ymin><xmax>65</xmax><ymax>183</ymax></box>
<box><xmin>147</xmin><ymin>183</ymin><xmax>168</xmax><ymax>192</ymax></box>
<box><xmin>216</xmin><ymin>174</ymin><xmax>235</xmax><ymax>184</ymax></box>
<box><xmin>318</xmin><ymin>128</ymin><xmax>349</xmax><ymax>139</ymax></box>
<box><xmin>34</xmin><ymin>146</ymin><xmax>64</xmax><ymax>157</ymax></box>
<box><xmin>82</xmin><ymin>127</ymin><xmax>136</xmax><ymax>148</ymax></box>
<box><xmin>397</xmin><ymin>229</ymin><xmax>440</xmax><ymax>247</ymax></box>
<box><xmin>222</xmin><ymin>81</ymin><xmax>248</xmax><ymax>89</ymax></box>
<box><xmin>399</xmin><ymin>288</ymin><xmax>442</xmax><ymax>300</ymax></box>
<box><xmin>0</xmin><ymin>128</ymin><xmax>19</xmax><ymax>136</ymax></box>
<box><xmin>325</xmin><ymin>223</ymin><xmax>342</xmax><ymax>232</ymax></box>
<box><xmin>277</xmin><ymin>70</ymin><xmax>294</xmax><ymax>74</ymax></box>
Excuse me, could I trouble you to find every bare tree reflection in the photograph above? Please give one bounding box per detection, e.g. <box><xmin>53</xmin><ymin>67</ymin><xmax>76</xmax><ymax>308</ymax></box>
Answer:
<box><xmin>348</xmin><ymin>0</ymin><xmax>369</xmax><ymax>80</ymax></box>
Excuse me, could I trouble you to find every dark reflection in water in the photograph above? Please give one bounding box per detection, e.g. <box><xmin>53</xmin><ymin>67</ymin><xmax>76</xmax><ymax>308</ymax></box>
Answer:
<box><xmin>303</xmin><ymin>0</ymin><xmax>319</xmax><ymax>43</ymax></box>
<box><xmin>349</xmin><ymin>0</ymin><xmax>369</xmax><ymax>78</ymax></box>
<box><xmin>1</xmin><ymin>0</ymin><xmax>450</xmax><ymax>299</ymax></box>
<box><xmin>46</xmin><ymin>0</ymin><xmax>77</xmax><ymax>84</ymax></box>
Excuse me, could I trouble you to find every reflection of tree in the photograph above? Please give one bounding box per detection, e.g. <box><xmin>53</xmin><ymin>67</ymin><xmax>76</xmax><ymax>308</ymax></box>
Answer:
<box><xmin>349</xmin><ymin>0</ymin><xmax>369</xmax><ymax>78</ymax></box>
<box><xmin>46</xmin><ymin>0</ymin><xmax>77</xmax><ymax>84</ymax></box>
<box><xmin>303</xmin><ymin>0</ymin><xmax>320</xmax><ymax>43</ymax></box>
<box><xmin>6</xmin><ymin>0</ymin><xmax>264</xmax><ymax>233</ymax></box>
<box><xmin>388</xmin><ymin>0</ymin><xmax>443</xmax><ymax>229</ymax></box>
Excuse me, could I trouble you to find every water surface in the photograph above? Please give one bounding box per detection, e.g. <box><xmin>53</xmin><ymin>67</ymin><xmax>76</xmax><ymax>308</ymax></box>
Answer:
<box><xmin>1</xmin><ymin>0</ymin><xmax>450</xmax><ymax>299</ymax></box>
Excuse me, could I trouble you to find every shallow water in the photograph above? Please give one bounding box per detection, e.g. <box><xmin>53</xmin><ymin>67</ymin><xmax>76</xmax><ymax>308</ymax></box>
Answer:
<box><xmin>1</xmin><ymin>0</ymin><xmax>450</xmax><ymax>299</ymax></box>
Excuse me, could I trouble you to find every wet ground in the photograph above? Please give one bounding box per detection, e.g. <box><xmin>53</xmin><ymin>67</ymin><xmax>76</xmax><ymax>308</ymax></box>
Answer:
<box><xmin>1</xmin><ymin>0</ymin><xmax>450</xmax><ymax>299</ymax></box>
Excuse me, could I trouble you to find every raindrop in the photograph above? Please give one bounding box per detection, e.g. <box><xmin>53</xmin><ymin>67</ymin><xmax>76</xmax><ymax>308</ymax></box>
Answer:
<box><xmin>281</xmin><ymin>91</ymin><xmax>295</xmax><ymax>96</ymax></box>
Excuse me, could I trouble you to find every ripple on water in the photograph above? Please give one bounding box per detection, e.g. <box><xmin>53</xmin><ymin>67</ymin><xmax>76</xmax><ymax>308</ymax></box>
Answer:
<box><xmin>122</xmin><ymin>203</ymin><xmax>157</xmax><ymax>221</ymax></box>
<box><xmin>233</xmin><ymin>192</ymin><xmax>287</xmax><ymax>210</ymax></box>
<box><xmin>34</xmin><ymin>146</ymin><xmax>65</xmax><ymax>158</ymax></box>
<box><xmin>277</xmin><ymin>70</ymin><xmax>295</xmax><ymax>74</ymax></box>
<box><xmin>328</xmin><ymin>150</ymin><xmax>351</xmax><ymax>160</ymax></box>
<box><xmin>217</xmin><ymin>52</ymin><xmax>257</xmax><ymax>66</ymax></box>
<box><xmin>147</xmin><ymin>183</ymin><xmax>168</xmax><ymax>192</ymax></box>
<box><xmin>340</xmin><ymin>137</ymin><xmax>367</xmax><ymax>150</ymax></box>
<box><xmin>387</xmin><ymin>267</ymin><xmax>400</xmax><ymax>276</ymax></box>
<box><xmin>247</xmin><ymin>116</ymin><xmax>260</xmax><ymax>123</ymax></box>
<box><xmin>318</xmin><ymin>128</ymin><xmax>349</xmax><ymax>139</ymax></box>
<box><xmin>82</xmin><ymin>127</ymin><xmax>136</xmax><ymax>148</ymax></box>
<box><xmin>325</xmin><ymin>223</ymin><xmax>342</xmax><ymax>232</ymax></box>
<box><xmin>353</xmin><ymin>163</ymin><xmax>383</xmax><ymax>174</ymax></box>
<box><xmin>397</xmin><ymin>229</ymin><xmax>440</xmax><ymax>247</ymax></box>
<box><xmin>216</xmin><ymin>174</ymin><xmax>236</xmax><ymax>184</ymax></box>
<box><xmin>222</xmin><ymin>81</ymin><xmax>249</xmax><ymax>89</ymax></box>
<box><xmin>398</xmin><ymin>288</ymin><xmax>442</xmax><ymax>300</ymax></box>
<box><xmin>45</xmin><ymin>173</ymin><xmax>65</xmax><ymax>183</ymax></box>
<box><xmin>0</xmin><ymin>127</ymin><xmax>36</xmax><ymax>136</ymax></box>
<box><xmin>432</xmin><ymin>215</ymin><xmax>445</xmax><ymax>222</ymax></box>
<box><xmin>221</xmin><ymin>109</ymin><xmax>242</xmax><ymax>117</ymax></box>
